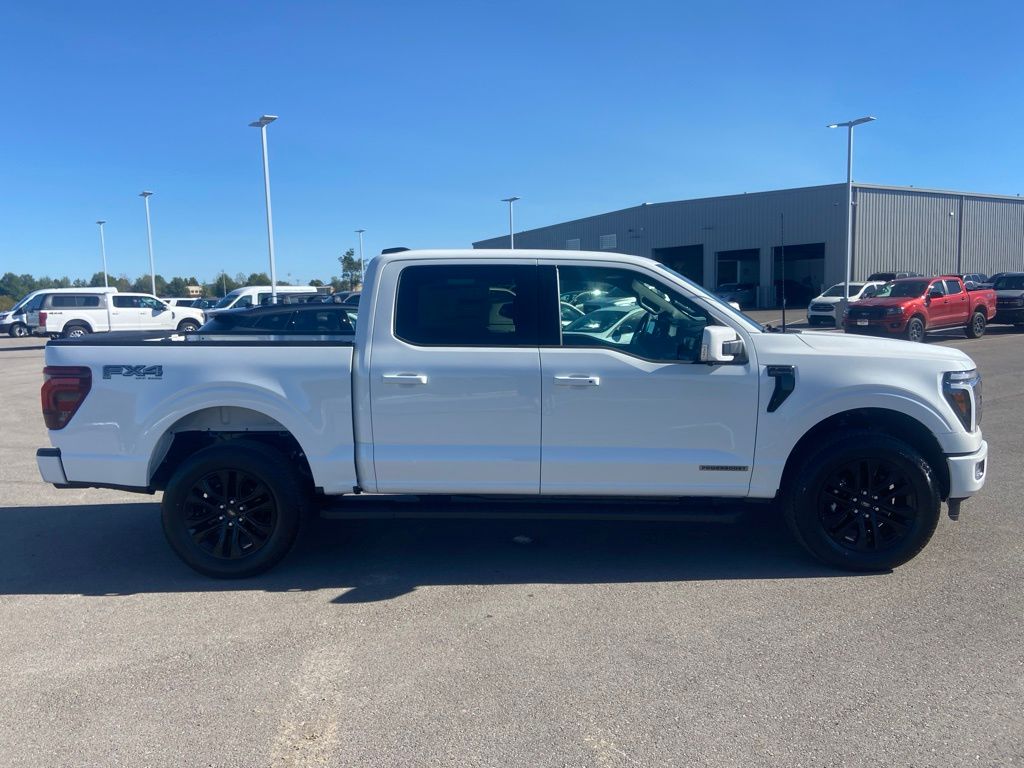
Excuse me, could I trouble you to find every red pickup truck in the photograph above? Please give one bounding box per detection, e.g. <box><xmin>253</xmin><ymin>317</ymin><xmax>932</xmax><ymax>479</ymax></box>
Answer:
<box><xmin>843</xmin><ymin>276</ymin><xmax>996</xmax><ymax>342</ymax></box>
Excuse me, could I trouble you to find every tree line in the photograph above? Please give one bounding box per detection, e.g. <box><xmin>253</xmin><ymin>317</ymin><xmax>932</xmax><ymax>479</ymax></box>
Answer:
<box><xmin>0</xmin><ymin>249</ymin><xmax>363</xmax><ymax>311</ymax></box>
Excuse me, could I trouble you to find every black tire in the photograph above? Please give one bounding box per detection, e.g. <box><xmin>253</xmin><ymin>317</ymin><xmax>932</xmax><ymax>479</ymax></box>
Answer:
<box><xmin>904</xmin><ymin>316</ymin><xmax>925</xmax><ymax>343</ymax></box>
<box><xmin>8</xmin><ymin>323</ymin><xmax>29</xmax><ymax>338</ymax></box>
<box><xmin>177</xmin><ymin>320</ymin><xmax>200</xmax><ymax>333</ymax></box>
<box><xmin>965</xmin><ymin>310</ymin><xmax>986</xmax><ymax>339</ymax></box>
<box><xmin>64</xmin><ymin>324</ymin><xmax>90</xmax><ymax>339</ymax></box>
<box><xmin>161</xmin><ymin>441</ymin><xmax>307</xmax><ymax>578</ymax></box>
<box><xmin>784</xmin><ymin>431</ymin><xmax>941</xmax><ymax>571</ymax></box>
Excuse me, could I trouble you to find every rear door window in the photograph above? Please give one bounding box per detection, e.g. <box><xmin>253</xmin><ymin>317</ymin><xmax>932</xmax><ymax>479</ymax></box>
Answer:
<box><xmin>394</xmin><ymin>264</ymin><xmax>541</xmax><ymax>346</ymax></box>
<box><xmin>112</xmin><ymin>296</ymin><xmax>142</xmax><ymax>308</ymax></box>
<box><xmin>944</xmin><ymin>279</ymin><xmax>963</xmax><ymax>295</ymax></box>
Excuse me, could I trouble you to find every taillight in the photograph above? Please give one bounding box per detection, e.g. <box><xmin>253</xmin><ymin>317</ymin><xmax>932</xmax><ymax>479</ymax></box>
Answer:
<box><xmin>41</xmin><ymin>366</ymin><xmax>92</xmax><ymax>430</ymax></box>
<box><xmin>39</xmin><ymin>311</ymin><xmax>47</xmax><ymax>326</ymax></box>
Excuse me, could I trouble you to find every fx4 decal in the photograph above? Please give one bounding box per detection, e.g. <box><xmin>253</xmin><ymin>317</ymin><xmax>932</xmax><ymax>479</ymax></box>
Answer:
<box><xmin>103</xmin><ymin>365</ymin><xmax>164</xmax><ymax>380</ymax></box>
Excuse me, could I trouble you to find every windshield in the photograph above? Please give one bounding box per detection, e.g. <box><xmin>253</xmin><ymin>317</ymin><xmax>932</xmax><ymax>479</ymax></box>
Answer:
<box><xmin>994</xmin><ymin>275</ymin><xmax>1024</xmax><ymax>291</ymax></box>
<box><xmin>822</xmin><ymin>283</ymin><xmax>864</xmax><ymax>297</ymax></box>
<box><xmin>655</xmin><ymin>264</ymin><xmax>762</xmax><ymax>332</ymax></box>
<box><xmin>213</xmin><ymin>293</ymin><xmax>240</xmax><ymax>309</ymax></box>
<box><xmin>875</xmin><ymin>280</ymin><xmax>928</xmax><ymax>298</ymax></box>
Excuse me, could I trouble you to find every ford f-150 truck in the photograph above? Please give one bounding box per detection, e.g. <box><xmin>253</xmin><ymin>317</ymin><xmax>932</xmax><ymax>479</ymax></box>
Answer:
<box><xmin>36</xmin><ymin>250</ymin><xmax>988</xmax><ymax>577</ymax></box>
<box><xmin>843</xmin><ymin>276</ymin><xmax>996</xmax><ymax>342</ymax></box>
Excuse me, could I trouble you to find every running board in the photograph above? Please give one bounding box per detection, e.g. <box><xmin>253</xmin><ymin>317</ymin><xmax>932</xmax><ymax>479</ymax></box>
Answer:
<box><xmin>318</xmin><ymin>495</ymin><xmax>748</xmax><ymax>523</ymax></box>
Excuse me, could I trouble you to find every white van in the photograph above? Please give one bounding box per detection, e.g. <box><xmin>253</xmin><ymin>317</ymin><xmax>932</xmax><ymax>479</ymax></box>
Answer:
<box><xmin>206</xmin><ymin>285</ymin><xmax>321</xmax><ymax>316</ymax></box>
<box><xmin>40</xmin><ymin>292</ymin><xmax>205</xmax><ymax>338</ymax></box>
<box><xmin>0</xmin><ymin>287</ymin><xmax>119</xmax><ymax>337</ymax></box>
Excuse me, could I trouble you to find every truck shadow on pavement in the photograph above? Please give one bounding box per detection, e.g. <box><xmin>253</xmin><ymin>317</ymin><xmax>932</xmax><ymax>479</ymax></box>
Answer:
<box><xmin>0</xmin><ymin>501</ymin><xmax>863</xmax><ymax>601</ymax></box>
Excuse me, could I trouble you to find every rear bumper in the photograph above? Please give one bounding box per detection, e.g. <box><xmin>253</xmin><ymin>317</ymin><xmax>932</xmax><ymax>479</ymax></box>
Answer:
<box><xmin>36</xmin><ymin>447</ymin><xmax>153</xmax><ymax>493</ymax></box>
<box><xmin>947</xmin><ymin>440</ymin><xmax>987</xmax><ymax>499</ymax></box>
<box><xmin>37</xmin><ymin>448</ymin><xmax>68</xmax><ymax>485</ymax></box>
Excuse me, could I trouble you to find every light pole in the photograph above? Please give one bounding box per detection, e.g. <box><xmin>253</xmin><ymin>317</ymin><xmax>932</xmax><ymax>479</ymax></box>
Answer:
<box><xmin>96</xmin><ymin>220</ymin><xmax>109</xmax><ymax>288</ymax></box>
<box><xmin>139</xmin><ymin>191</ymin><xmax>156</xmax><ymax>295</ymax></box>
<box><xmin>249</xmin><ymin>114</ymin><xmax>279</xmax><ymax>304</ymax></box>
<box><xmin>354</xmin><ymin>229</ymin><xmax>366</xmax><ymax>288</ymax></box>
<box><xmin>827</xmin><ymin>116</ymin><xmax>876</xmax><ymax>303</ymax></box>
<box><xmin>501</xmin><ymin>196</ymin><xmax>520</xmax><ymax>248</ymax></box>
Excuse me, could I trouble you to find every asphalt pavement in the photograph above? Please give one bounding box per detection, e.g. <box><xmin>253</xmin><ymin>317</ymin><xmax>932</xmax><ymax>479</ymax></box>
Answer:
<box><xmin>1</xmin><ymin>328</ymin><xmax>1022</xmax><ymax>767</ymax></box>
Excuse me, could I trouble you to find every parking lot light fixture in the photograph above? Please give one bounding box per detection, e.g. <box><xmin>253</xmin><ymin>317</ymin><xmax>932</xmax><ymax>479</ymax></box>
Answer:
<box><xmin>96</xmin><ymin>220</ymin><xmax>109</xmax><ymax>288</ymax></box>
<box><xmin>139</xmin><ymin>191</ymin><xmax>156</xmax><ymax>295</ymax></box>
<box><xmin>828</xmin><ymin>116</ymin><xmax>876</xmax><ymax>303</ymax></box>
<box><xmin>249</xmin><ymin>114</ymin><xmax>279</xmax><ymax>304</ymax></box>
<box><xmin>501</xmin><ymin>197</ymin><xmax>520</xmax><ymax>249</ymax></box>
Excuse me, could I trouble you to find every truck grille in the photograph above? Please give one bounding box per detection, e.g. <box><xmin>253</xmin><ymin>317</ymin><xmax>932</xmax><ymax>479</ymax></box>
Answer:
<box><xmin>847</xmin><ymin>307</ymin><xmax>886</xmax><ymax>320</ymax></box>
<box><xmin>810</xmin><ymin>303</ymin><xmax>833</xmax><ymax>312</ymax></box>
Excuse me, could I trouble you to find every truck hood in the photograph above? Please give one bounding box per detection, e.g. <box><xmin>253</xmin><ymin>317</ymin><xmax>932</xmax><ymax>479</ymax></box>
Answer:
<box><xmin>847</xmin><ymin>296</ymin><xmax>919</xmax><ymax>308</ymax></box>
<box><xmin>996</xmin><ymin>289</ymin><xmax>1024</xmax><ymax>299</ymax></box>
<box><xmin>791</xmin><ymin>330</ymin><xmax>974</xmax><ymax>367</ymax></box>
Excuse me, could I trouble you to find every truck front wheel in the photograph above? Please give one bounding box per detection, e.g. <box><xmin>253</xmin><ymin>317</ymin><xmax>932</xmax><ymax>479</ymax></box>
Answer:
<box><xmin>966</xmin><ymin>310</ymin><xmax>986</xmax><ymax>339</ymax></box>
<box><xmin>904</xmin><ymin>316</ymin><xmax>925</xmax><ymax>343</ymax></box>
<box><xmin>8</xmin><ymin>323</ymin><xmax>29</xmax><ymax>338</ymax></box>
<box><xmin>161</xmin><ymin>441</ymin><xmax>307</xmax><ymax>578</ymax></box>
<box><xmin>784</xmin><ymin>432</ymin><xmax>940</xmax><ymax>571</ymax></box>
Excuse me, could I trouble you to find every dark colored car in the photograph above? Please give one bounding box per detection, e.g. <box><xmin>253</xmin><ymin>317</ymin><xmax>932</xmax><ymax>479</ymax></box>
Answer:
<box><xmin>959</xmin><ymin>273</ymin><xmax>991</xmax><ymax>290</ymax></box>
<box><xmin>992</xmin><ymin>272</ymin><xmax>1024</xmax><ymax>327</ymax></box>
<box><xmin>197</xmin><ymin>304</ymin><xmax>356</xmax><ymax>335</ymax></box>
<box><xmin>774</xmin><ymin>279</ymin><xmax>816</xmax><ymax>308</ymax></box>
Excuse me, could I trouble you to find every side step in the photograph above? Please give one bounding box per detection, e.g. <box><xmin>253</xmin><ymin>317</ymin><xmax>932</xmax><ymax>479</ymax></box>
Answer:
<box><xmin>318</xmin><ymin>495</ymin><xmax>750</xmax><ymax>523</ymax></box>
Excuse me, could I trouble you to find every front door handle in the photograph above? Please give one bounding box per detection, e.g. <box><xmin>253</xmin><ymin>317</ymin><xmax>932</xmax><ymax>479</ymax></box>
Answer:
<box><xmin>382</xmin><ymin>373</ymin><xmax>428</xmax><ymax>384</ymax></box>
<box><xmin>553</xmin><ymin>375</ymin><xmax>600</xmax><ymax>386</ymax></box>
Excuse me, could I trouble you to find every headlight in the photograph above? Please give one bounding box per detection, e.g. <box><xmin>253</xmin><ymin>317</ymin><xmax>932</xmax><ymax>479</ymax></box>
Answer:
<box><xmin>943</xmin><ymin>369</ymin><xmax>982</xmax><ymax>432</ymax></box>
<box><xmin>885</xmin><ymin>306</ymin><xmax>904</xmax><ymax>315</ymax></box>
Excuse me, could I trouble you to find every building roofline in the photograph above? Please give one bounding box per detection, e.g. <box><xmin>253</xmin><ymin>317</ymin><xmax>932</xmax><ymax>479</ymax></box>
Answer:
<box><xmin>473</xmin><ymin>182</ymin><xmax>1024</xmax><ymax>246</ymax></box>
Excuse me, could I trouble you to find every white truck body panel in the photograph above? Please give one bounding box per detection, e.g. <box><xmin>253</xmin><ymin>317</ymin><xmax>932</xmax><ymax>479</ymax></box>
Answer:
<box><xmin>39</xmin><ymin>249</ymin><xmax>987</xmax><ymax>504</ymax></box>
<box><xmin>42</xmin><ymin>292</ymin><xmax>204</xmax><ymax>336</ymax></box>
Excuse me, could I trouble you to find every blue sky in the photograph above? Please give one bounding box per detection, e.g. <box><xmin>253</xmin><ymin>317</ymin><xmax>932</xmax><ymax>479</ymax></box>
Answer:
<box><xmin>2</xmin><ymin>0</ymin><xmax>1021</xmax><ymax>283</ymax></box>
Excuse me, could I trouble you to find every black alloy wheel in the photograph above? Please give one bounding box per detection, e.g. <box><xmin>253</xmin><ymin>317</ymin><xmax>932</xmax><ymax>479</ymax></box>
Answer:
<box><xmin>161</xmin><ymin>441</ymin><xmax>307</xmax><ymax>578</ymax></box>
<box><xmin>966</xmin><ymin>311</ymin><xmax>986</xmax><ymax>339</ymax></box>
<box><xmin>184</xmin><ymin>468</ymin><xmax>278</xmax><ymax>560</ymax></box>
<box><xmin>905</xmin><ymin>317</ymin><xmax>925</xmax><ymax>343</ymax></box>
<box><xmin>815</xmin><ymin>457</ymin><xmax>917</xmax><ymax>553</ymax></box>
<box><xmin>785</xmin><ymin>431</ymin><xmax>940</xmax><ymax>571</ymax></box>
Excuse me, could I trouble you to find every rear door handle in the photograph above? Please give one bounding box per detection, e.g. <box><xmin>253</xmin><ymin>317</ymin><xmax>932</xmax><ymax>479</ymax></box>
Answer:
<box><xmin>382</xmin><ymin>373</ymin><xmax>428</xmax><ymax>384</ymax></box>
<box><xmin>553</xmin><ymin>375</ymin><xmax>600</xmax><ymax>386</ymax></box>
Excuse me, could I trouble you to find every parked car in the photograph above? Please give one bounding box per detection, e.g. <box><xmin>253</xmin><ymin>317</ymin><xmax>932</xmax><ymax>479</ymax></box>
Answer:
<box><xmin>191</xmin><ymin>297</ymin><xmax>220</xmax><ymax>310</ymax></box>
<box><xmin>866</xmin><ymin>270</ymin><xmax>925</xmax><ymax>282</ymax></box>
<box><xmin>37</xmin><ymin>248</ymin><xmax>987</xmax><ymax>577</ymax></box>
<box><xmin>563</xmin><ymin>306</ymin><xmax>647</xmax><ymax>346</ymax></box>
<box><xmin>205</xmin><ymin>285</ymin><xmax>321</xmax><ymax>316</ymax></box>
<box><xmin>0</xmin><ymin>287</ymin><xmax>119</xmax><ymax>337</ymax></box>
<box><xmin>197</xmin><ymin>304</ymin><xmax>355</xmax><ymax>335</ymax></box>
<box><xmin>991</xmin><ymin>272</ymin><xmax>1024</xmax><ymax>327</ymax></box>
<box><xmin>806</xmin><ymin>281</ymin><xmax>885</xmax><ymax>326</ymax></box>
<box><xmin>39</xmin><ymin>292</ymin><xmax>205</xmax><ymax>338</ymax></box>
<box><xmin>958</xmin><ymin>273</ymin><xmax>990</xmax><ymax>290</ymax></box>
<box><xmin>715</xmin><ymin>282</ymin><xmax>758</xmax><ymax>309</ymax></box>
<box><xmin>162</xmin><ymin>297</ymin><xmax>198</xmax><ymax>308</ymax></box>
<box><xmin>560</xmin><ymin>302</ymin><xmax>584</xmax><ymax>327</ymax></box>
<box><xmin>844</xmin><ymin>276</ymin><xmax>996</xmax><ymax>341</ymax></box>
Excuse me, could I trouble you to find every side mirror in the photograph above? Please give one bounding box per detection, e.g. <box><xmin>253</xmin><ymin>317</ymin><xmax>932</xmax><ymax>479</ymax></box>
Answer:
<box><xmin>700</xmin><ymin>326</ymin><xmax>744</xmax><ymax>364</ymax></box>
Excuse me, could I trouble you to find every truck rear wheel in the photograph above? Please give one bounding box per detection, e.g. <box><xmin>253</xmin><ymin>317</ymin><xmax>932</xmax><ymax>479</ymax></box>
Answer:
<box><xmin>161</xmin><ymin>441</ymin><xmax>307</xmax><ymax>578</ymax></box>
<box><xmin>966</xmin><ymin>310</ymin><xmax>986</xmax><ymax>339</ymax></box>
<box><xmin>64</xmin><ymin>324</ymin><xmax>90</xmax><ymax>339</ymax></box>
<box><xmin>784</xmin><ymin>431</ymin><xmax>940</xmax><ymax>571</ymax></box>
<box><xmin>904</xmin><ymin>316</ymin><xmax>925</xmax><ymax>343</ymax></box>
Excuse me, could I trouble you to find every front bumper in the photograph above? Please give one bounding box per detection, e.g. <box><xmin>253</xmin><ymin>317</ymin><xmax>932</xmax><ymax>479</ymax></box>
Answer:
<box><xmin>994</xmin><ymin>308</ymin><xmax>1024</xmax><ymax>324</ymax></box>
<box><xmin>844</xmin><ymin>318</ymin><xmax>908</xmax><ymax>336</ymax></box>
<box><xmin>947</xmin><ymin>439</ymin><xmax>988</xmax><ymax>499</ymax></box>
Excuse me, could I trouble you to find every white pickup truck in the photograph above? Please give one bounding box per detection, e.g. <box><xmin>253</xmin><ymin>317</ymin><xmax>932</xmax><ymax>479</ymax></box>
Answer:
<box><xmin>36</xmin><ymin>249</ymin><xmax>988</xmax><ymax>577</ymax></box>
<box><xmin>40</xmin><ymin>291</ymin><xmax>205</xmax><ymax>338</ymax></box>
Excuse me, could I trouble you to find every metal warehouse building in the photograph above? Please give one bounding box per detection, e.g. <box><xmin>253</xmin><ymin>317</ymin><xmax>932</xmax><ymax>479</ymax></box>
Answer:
<box><xmin>473</xmin><ymin>183</ymin><xmax>1024</xmax><ymax>308</ymax></box>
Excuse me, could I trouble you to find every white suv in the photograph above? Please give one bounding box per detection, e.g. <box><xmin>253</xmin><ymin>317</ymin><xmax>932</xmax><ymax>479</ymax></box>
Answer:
<box><xmin>807</xmin><ymin>281</ymin><xmax>885</xmax><ymax>327</ymax></box>
<box><xmin>40</xmin><ymin>292</ymin><xmax>205</xmax><ymax>338</ymax></box>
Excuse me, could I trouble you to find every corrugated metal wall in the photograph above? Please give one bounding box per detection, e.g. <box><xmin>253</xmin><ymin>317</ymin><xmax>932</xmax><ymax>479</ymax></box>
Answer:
<box><xmin>473</xmin><ymin>184</ymin><xmax>1024</xmax><ymax>300</ymax></box>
